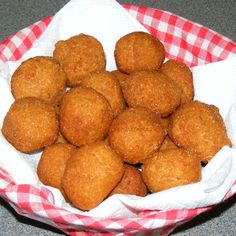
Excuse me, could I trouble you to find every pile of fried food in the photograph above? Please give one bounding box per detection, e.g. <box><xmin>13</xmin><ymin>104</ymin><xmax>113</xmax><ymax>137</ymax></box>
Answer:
<box><xmin>2</xmin><ymin>32</ymin><xmax>231</xmax><ymax>211</ymax></box>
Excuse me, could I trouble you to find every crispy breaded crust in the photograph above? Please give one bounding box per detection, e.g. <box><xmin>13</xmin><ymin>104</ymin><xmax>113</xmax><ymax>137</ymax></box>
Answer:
<box><xmin>81</xmin><ymin>71</ymin><xmax>125</xmax><ymax>117</ymax></box>
<box><xmin>122</xmin><ymin>71</ymin><xmax>181</xmax><ymax>117</ymax></box>
<box><xmin>53</xmin><ymin>34</ymin><xmax>106</xmax><ymax>86</ymax></box>
<box><xmin>160</xmin><ymin>59</ymin><xmax>194</xmax><ymax>105</ymax></box>
<box><xmin>109</xmin><ymin>164</ymin><xmax>148</xmax><ymax>197</ymax></box>
<box><xmin>2</xmin><ymin>97</ymin><xmax>58</xmax><ymax>153</ymax></box>
<box><xmin>115</xmin><ymin>31</ymin><xmax>165</xmax><ymax>73</ymax></box>
<box><xmin>11</xmin><ymin>56</ymin><xmax>66</xmax><ymax>105</ymax></box>
<box><xmin>142</xmin><ymin>149</ymin><xmax>201</xmax><ymax>192</ymax></box>
<box><xmin>169</xmin><ymin>101</ymin><xmax>231</xmax><ymax>162</ymax></box>
<box><xmin>37</xmin><ymin>143</ymin><xmax>76</xmax><ymax>194</ymax></box>
<box><xmin>59</xmin><ymin>87</ymin><xmax>113</xmax><ymax>146</ymax></box>
<box><xmin>62</xmin><ymin>141</ymin><xmax>124</xmax><ymax>210</ymax></box>
<box><xmin>109</xmin><ymin>107</ymin><xmax>165</xmax><ymax>164</ymax></box>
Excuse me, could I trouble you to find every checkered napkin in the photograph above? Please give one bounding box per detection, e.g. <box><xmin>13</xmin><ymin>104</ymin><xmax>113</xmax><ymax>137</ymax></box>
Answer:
<box><xmin>1</xmin><ymin>0</ymin><xmax>236</xmax><ymax>235</ymax></box>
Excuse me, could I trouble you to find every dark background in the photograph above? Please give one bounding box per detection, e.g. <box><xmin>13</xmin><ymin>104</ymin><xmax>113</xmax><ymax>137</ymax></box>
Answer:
<box><xmin>0</xmin><ymin>0</ymin><xmax>236</xmax><ymax>235</ymax></box>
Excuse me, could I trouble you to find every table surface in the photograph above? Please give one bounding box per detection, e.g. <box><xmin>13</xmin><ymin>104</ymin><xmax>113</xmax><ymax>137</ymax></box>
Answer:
<box><xmin>0</xmin><ymin>0</ymin><xmax>236</xmax><ymax>235</ymax></box>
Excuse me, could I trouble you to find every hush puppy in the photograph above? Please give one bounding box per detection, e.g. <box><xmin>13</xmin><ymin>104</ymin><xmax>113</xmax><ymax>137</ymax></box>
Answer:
<box><xmin>62</xmin><ymin>141</ymin><xmax>124</xmax><ymax>210</ymax></box>
<box><xmin>122</xmin><ymin>71</ymin><xmax>181</xmax><ymax>117</ymax></box>
<box><xmin>59</xmin><ymin>87</ymin><xmax>113</xmax><ymax>146</ymax></box>
<box><xmin>160</xmin><ymin>59</ymin><xmax>194</xmax><ymax>105</ymax></box>
<box><xmin>142</xmin><ymin>149</ymin><xmax>201</xmax><ymax>192</ymax></box>
<box><xmin>37</xmin><ymin>143</ymin><xmax>76</xmax><ymax>194</ymax></box>
<box><xmin>115</xmin><ymin>31</ymin><xmax>165</xmax><ymax>73</ymax></box>
<box><xmin>109</xmin><ymin>164</ymin><xmax>148</xmax><ymax>197</ymax></box>
<box><xmin>2</xmin><ymin>97</ymin><xmax>58</xmax><ymax>153</ymax></box>
<box><xmin>169</xmin><ymin>101</ymin><xmax>231</xmax><ymax>163</ymax></box>
<box><xmin>111</xmin><ymin>70</ymin><xmax>129</xmax><ymax>87</ymax></box>
<box><xmin>11</xmin><ymin>56</ymin><xmax>66</xmax><ymax>105</ymax></box>
<box><xmin>53</xmin><ymin>34</ymin><xmax>106</xmax><ymax>87</ymax></box>
<box><xmin>81</xmin><ymin>71</ymin><xmax>125</xmax><ymax>117</ymax></box>
<box><xmin>109</xmin><ymin>107</ymin><xmax>165</xmax><ymax>164</ymax></box>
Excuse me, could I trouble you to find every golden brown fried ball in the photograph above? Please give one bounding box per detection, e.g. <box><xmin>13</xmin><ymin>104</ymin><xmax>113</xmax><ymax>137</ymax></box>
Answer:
<box><xmin>160</xmin><ymin>59</ymin><xmax>194</xmax><ymax>105</ymax></box>
<box><xmin>169</xmin><ymin>101</ymin><xmax>231</xmax><ymax>163</ymax></box>
<box><xmin>108</xmin><ymin>107</ymin><xmax>165</xmax><ymax>164</ymax></box>
<box><xmin>122</xmin><ymin>71</ymin><xmax>181</xmax><ymax>117</ymax></box>
<box><xmin>2</xmin><ymin>97</ymin><xmax>58</xmax><ymax>153</ymax></box>
<box><xmin>142</xmin><ymin>149</ymin><xmax>201</xmax><ymax>192</ymax></box>
<box><xmin>37</xmin><ymin>143</ymin><xmax>76</xmax><ymax>194</ymax></box>
<box><xmin>115</xmin><ymin>31</ymin><xmax>165</xmax><ymax>73</ymax></box>
<box><xmin>53</xmin><ymin>34</ymin><xmax>106</xmax><ymax>87</ymax></box>
<box><xmin>59</xmin><ymin>87</ymin><xmax>113</xmax><ymax>146</ymax></box>
<box><xmin>11</xmin><ymin>56</ymin><xmax>66</xmax><ymax>105</ymax></box>
<box><xmin>81</xmin><ymin>71</ymin><xmax>125</xmax><ymax>117</ymax></box>
<box><xmin>62</xmin><ymin>141</ymin><xmax>124</xmax><ymax>210</ymax></box>
<box><xmin>159</xmin><ymin>136</ymin><xmax>178</xmax><ymax>151</ymax></box>
<box><xmin>109</xmin><ymin>164</ymin><xmax>148</xmax><ymax>197</ymax></box>
<box><xmin>111</xmin><ymin>70</ymin><xmax>129</xmax><ymax>87</ymax></box>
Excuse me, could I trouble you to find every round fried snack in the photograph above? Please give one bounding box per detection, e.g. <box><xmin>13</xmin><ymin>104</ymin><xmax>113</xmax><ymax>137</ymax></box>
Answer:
<box><xmin>159</xmin><ymin>136</ymin><xmax>178</xmax><ymax>151</ymax></box>
<box><xmin>142</xmin><ymin>149</ymin><xmax>201</xmax><ymax>192</ymax></box>
<box><xmin>53</xmin><ymin>34</ymin><xmax>106</xmax><ymax>87</ymax></box>
<box><xmin>81</xmin><ymin>71</ymin><xmax>125</xmax><ymax>117</ymax></box>
<box><xmin>59</xmin><ymin>87</ymin><xmax>113</xmax><ymax>146</ymax></box>
<box><xmin>2</xmin><ymin>97</ymin><xmax>58</xmax><ymax>153</ymax></box>
<box><xmin>62</xmin><ymin>141</ymin><xmax>124</xmax><ymax>210</ymax></box>
<box><xmin>115</xmin><ymin>31</ymin><xmax>165</xmax><ymax>73</ymax></box>
<box><xmin>109</xmin><ymin>107</ymin><xmax>165</xmax><ymax>164</ymax></box>
<box><xmin>169</xmin><ymin>101</ymin><xmax>231</xmax><ymax>163</ymax></box>
<box><xmin>37</xmin><ymin>143</ymin><xmax>76</xmax><ymax>194</ymax></box>
<box><xmin>122</xmin><ymin>71</ymin><xmax>181</xmax><ymax>117</ymax></box>
<box><xmin>109</xmin><ymin>164</ymin><xmax>148</xmax><ymax>197</ymax></box>
<box><xmin>111</xmin><ymin>70</ymin><xmax>129</xmax><ymax>87</ymax></box>
<box><xmin>160</xmin><ymin>59</ymin><xmax>194</xmax><ymax>105</ymax></box>
<box><xmin>11</xmin><ymin>56</ymin><xmax>66</xmax><ymax>105</ymax></box>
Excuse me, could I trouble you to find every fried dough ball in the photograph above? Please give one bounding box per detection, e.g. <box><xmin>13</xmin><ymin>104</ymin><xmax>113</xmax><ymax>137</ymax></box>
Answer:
<box><xmin>2</xmin><ymin>97</ymin><xmax>58</xmax><ymax>153</ymax></box>
<box><xmin>111</xmin><ymin>70</ymin><xmax>129</xmax><ymax>87</ymax></box>
<box><xmin>109</xmin><ymin>164</ymin><xmax>148</xmax><ymax>197</ymax></box>
<box><xmin>11</xmin><ymin>56</ymin><xmax>66</xmax><ymax>105</ymax></box>
<box><xmin>122</xmin><ymin>71</ymin><xmax>181</xmax><ymax>117</ymax></box>
<box><xmin>142</xmin><ymin>149</ymin><xmax>201</xmax><ymax>192</ymax></box>
<box><xmin>81</xmin><ymin>71</ymin><xmax>125</xmax><ymax>117</ymax></box>
<box><xmin>169</xmin><ymin>101</ymin><xmax>231</xmax><ymax>163</ymax></box>
<box><xmin>115</xmin><ymin>31</ymin><xmax>165</xmax><ymax>73</ymax></box>
<box><xmin>159</xmin><ymin>136</ymin><xmax>178</xmax><ymax>151</ymax></box>
<box><xmin>62</xmin><ymin>141</ymin><xmax>124</xmax><ymax>210</ymax></box>
<box><xmin>59</xmin><ymin>87</ymin><xmax>113</xmax><ymax>146</ymax></box>
<box><xmin>53</xmin><ymin>34</ymin><xmax>106</xmax><ymax>87</ymax></box>
<box><xmin>37</xmin><ymin>143</ymin><xmax>76</xmax><ymax>195</ymax></box>
<box><xmin>160</xmin><ymin>59</ymin><xmax>194</xmax><ymax>105</ymax></box>
<box><xmin>108</xmin><ymin>107</ymin><xmax>165</xmax><ymax>164</ymax></box>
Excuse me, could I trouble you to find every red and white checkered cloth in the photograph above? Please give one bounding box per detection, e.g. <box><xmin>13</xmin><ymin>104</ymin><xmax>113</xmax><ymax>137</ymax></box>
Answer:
<box><xmin>1</xmin><ymin>4</ymin><xmax>236</xmax><ymax>236</ymax></box>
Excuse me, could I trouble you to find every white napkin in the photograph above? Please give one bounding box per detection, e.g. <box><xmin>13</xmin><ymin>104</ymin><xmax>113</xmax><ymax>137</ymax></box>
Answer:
<box><xmin>1</xmin><ymin>0</ymin><xmax>236</xmax><ymax>219</ymax></box>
